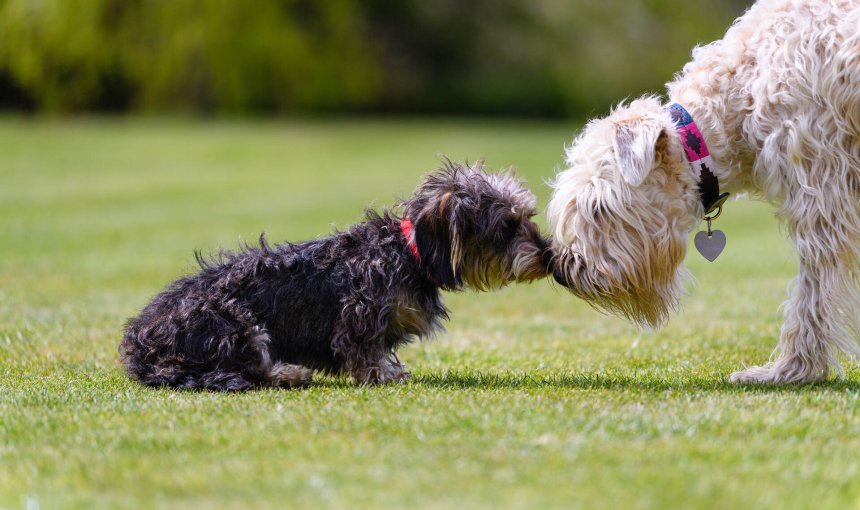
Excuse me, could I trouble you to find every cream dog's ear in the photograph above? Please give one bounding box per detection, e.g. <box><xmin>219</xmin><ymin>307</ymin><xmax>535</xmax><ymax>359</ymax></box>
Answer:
<box><xmin>612</xmin><ymin>117</ymin><xmax>666</xmax><ymax>186</ymax></box>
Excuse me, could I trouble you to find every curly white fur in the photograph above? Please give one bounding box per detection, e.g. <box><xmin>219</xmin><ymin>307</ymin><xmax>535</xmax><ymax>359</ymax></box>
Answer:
<box><xmin>548</xmin><ymin>0</ymin><xmax>860</xmax><ymax>383</ymax></box>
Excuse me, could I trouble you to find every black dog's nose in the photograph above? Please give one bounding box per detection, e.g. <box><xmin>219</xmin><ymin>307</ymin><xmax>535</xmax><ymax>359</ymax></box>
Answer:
<box><xmin>540</xmin><ymin>242</ymin><xmax>555</xmax><ymax>273</ymax></box>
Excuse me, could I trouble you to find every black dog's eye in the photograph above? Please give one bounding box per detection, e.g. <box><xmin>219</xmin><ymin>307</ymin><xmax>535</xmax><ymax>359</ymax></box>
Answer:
<box><xmin>495</xmin><ymin>218</ymin><xmax>518</xmax><ymax>243</ymax></box>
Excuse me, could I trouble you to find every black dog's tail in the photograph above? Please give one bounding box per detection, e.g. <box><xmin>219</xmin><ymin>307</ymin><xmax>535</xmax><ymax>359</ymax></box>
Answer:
<box><xmin>119</xmin><ymin>305</ymin><xmax>312</xmax><ymax>392</ymax></box>
<box><xmin>118</xmin><ymin>316</ymin><xmax>242</xmax><ymax>390</ymax></box>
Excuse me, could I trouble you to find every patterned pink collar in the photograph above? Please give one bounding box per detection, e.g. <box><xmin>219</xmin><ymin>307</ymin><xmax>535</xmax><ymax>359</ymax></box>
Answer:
<box><xmin>668</xmin><ymin>103</ymin><xmax>729</xmax><ymax>217</ymax></box>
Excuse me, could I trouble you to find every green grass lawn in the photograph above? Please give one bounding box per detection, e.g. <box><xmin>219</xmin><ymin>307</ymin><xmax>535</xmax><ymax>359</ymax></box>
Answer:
<box><xmin>2</xmin><ymin>116</ymin><xmax>859</xmax><ymax>510</ymax></box>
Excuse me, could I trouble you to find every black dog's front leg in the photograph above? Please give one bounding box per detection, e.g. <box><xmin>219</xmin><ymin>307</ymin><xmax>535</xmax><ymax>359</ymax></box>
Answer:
<box><xmin>331</xmin><ymin>297</ymin><xmax>410</xmax><ymax>385</ymax></box>
<box><xmin>369</xmin><ymin>351</ymin><xmax>411</xmax><ymax>384</ymax></box>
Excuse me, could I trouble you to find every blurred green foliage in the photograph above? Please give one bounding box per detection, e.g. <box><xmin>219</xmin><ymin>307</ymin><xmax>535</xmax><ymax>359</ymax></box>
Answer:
<box><xmin>0</xmin><ymin>0</ymin><xmax>752</xmax><ymax>116</ymax></box>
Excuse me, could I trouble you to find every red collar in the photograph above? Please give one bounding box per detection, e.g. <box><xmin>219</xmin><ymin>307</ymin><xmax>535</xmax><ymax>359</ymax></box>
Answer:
<box><xmin>400</xmin><ymin>217</ymin><xmax>421</xmax><ymax>262</ymax></box>
<box><xmin>400</xmin><ymin>217</ymin><xmax>442</xmax><ymax>287</ymax></box>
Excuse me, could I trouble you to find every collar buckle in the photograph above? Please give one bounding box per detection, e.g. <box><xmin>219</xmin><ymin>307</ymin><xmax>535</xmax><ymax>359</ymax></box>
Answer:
<box><xmin>704</xmin><ymin>192</ymin><xmax>730</xmax><ymax>218</ymax></box>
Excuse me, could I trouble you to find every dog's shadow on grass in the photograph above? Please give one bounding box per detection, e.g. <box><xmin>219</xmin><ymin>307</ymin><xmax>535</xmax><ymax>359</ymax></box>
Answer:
<box><xmin>311</xmin><ymin>370</ymin><xmax>860</xmax><ymax>393</ymax></box>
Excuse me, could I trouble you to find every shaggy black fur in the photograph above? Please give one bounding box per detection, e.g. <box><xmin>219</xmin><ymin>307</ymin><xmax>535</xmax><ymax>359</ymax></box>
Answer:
<box><xmin>120</xmin><ymin>162</ymin><xmax>550</xmax><ymax>391</ymax></box>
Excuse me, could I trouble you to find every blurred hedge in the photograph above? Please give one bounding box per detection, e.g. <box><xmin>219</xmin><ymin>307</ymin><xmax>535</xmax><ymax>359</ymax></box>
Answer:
<box><xmin>0</xmin><ymin>0</ymin><xmax>752</xmax><ymax>116</ymax></box>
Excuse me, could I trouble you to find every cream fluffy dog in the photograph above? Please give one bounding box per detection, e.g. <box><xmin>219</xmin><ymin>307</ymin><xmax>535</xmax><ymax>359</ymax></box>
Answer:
<box><xmin>548</xmin><ymin>0</ymin><xmax>860</xmax><ymax>383</ymax></box>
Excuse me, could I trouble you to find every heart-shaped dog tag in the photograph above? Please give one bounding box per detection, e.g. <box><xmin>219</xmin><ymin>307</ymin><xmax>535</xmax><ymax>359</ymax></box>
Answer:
<box><xmin>694</xmin><ymin>229</ymin><xmax>726</xmax><ymax>262</ymax></box>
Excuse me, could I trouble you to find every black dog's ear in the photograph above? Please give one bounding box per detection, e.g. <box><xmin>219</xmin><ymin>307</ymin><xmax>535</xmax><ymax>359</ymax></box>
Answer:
<box><xmin>413</xmin><ymin>190</ymin><xmax>465</xmax><ymax>289</ymax></box>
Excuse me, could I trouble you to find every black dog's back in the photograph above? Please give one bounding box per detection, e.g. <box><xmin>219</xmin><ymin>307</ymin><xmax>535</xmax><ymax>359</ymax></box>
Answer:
<box><xmin>244</xmin><ymin>240</ymin><xmax>343</xmax><ymax>371</ymax></box>
<box><xmin>121</xmin><ymin>237</ymin><xmax>346</xmax><ymax>390</ymax></box>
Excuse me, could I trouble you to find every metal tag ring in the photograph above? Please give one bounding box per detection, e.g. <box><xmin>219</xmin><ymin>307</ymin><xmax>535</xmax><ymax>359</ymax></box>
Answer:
<box><xmin>704</xmin><ymin>205</ymin><xmax>723</xmax><ymax>222</ymax></box>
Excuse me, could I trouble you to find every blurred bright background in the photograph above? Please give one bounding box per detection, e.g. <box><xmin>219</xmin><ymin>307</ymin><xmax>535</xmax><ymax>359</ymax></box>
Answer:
<box><xmin>0</xmin><ymin>0</ymin><xmax>752</xmax><ymax>117</ymax></box>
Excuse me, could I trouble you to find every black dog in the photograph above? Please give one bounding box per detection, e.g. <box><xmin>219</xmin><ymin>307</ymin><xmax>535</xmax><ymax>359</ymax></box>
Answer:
<box><xmin>120</xmin><ymin>162</ymin><xmax>550</xmax><ymax>391</ymax></box>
